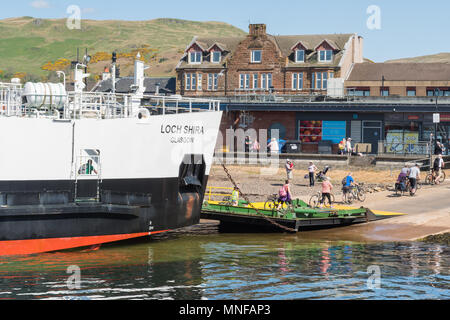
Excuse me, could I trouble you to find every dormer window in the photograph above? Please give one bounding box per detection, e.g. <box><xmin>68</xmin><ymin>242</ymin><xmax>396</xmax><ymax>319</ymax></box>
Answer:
<box><xmin>295</xmin><ymin>50</ymin><xmax>305</xmax><ymax>63</ymax></box>
<box><xmin>189</xmin><ymin>51</ymin><xmax>202</xmax><ymax>64</ymax></box>
<box><xmin>318</xmin><ymin>50</ymin><xmax>333</xmax><ymax>62</ymax></box>
<box><xmin>211</xmin><ymin>51</ymin><xmax>221</xmax><ymax>63</ymax></box>
<box><xmin>251</xmin><ymin>50</ymin><xmax>262</xmax><ymax>63</ymax></box>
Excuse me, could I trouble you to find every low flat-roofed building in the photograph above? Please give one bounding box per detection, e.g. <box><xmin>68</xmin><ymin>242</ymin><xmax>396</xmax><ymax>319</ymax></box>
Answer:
<box><xmin>345</xmin><ymin>63</ymin><xmax>450</xmax><ymax>97</ymax></box>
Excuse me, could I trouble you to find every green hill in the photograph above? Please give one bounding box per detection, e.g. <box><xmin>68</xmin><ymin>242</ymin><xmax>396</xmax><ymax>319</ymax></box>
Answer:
<box><xmin>385</xmin><ymin>53</ymin><xmax>450</xmax><ymax>64</ymax></box>
<box><xmin>0</xmin><ymin>17</ymin><xmax>246</xmax><ymax>81</ymax></box>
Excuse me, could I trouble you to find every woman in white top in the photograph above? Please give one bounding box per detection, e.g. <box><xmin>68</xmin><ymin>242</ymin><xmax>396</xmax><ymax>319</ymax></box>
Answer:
<box><xmin>308</xmin><ymin>162</ymin><xmax>318</xmax><ymax>187</ymax></box>
<box><xmin>268</xmin><ymin>138</ymin><xmax>279</xmax><ymax>154</ymax></box>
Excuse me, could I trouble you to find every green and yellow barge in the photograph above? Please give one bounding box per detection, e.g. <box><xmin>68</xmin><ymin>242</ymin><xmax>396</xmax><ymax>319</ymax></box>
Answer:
<box><xmin>201</xmin><ymin>199</ymin><xmax>399</xmax><ymax>233</ymax></box>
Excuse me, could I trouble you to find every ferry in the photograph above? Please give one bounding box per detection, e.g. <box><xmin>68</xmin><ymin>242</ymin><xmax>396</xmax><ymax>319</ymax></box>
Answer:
<box><xmin>0</xmin><ymin>55</ymin><xmax>223</xmax><ymax>256</ymax></box>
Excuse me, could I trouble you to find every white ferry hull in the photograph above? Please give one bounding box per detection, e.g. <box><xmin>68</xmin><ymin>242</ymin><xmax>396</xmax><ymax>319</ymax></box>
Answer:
<box><xmin>0</xmin><ymin>111</ymin><xmax>223</xmax><ymax>255</ymax></box>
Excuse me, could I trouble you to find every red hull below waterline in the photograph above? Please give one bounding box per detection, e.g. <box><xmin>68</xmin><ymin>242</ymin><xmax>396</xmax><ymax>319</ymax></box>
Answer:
<box><xmin>0</xmin><ymin>230</ymin><xmax>170</xmax><ymax>256</ymax></box>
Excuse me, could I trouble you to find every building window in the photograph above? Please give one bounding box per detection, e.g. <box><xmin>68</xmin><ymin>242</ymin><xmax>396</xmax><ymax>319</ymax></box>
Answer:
<box><xmin>207</xmin><ymin>74</ymin><xmax>218</xmax><ymax>91</ymax></box>
<box><xmin>314</xmin><ymin>72</ymin><xmax>329</xmax><ymax>90</ymax></box>
<box><xmin>189</xmin><ymin>51</ymin><xmax>202</xmax><ymax>64</ymax></box>
<box><xmin>318</xmin><ymin>50</ymin><xmax>333</xmax><ymax>62</ymax></box>
<box><xmin>185</xmin><ymin>73</ymin><xmax>201</xmax><ymax>91</ymax></box>
<box><xmin>380</xmin><ymin>88</ymin><xmax>389</xmax><ymax>96</ymax></box>
<box><xmin>407</xmin><ymin>88</ymin><xmax>416</xmax><ymax>96</ymax></box>
<box><xmin>251</xmin><ymin>50</ymin><xmax>262</xmax><ymax>63</ymax></box>
<box><xmin>292</xmin><ymin>73</ymin><xmax>304</xmax><ymax>90</ymax></box>
<box><xmin>211</xmin><ymin>51</ymin><xmax>221</xmax><ymax>63</ymax></box>
<box><xmin>427</xmin><ymin>88</ymin><xmax>450</xmax><ymax>96</ymax></box>
<box><xmin>239</xmin><ymin>74</ymin><xmax>251</xmax><ymax>90</ymax></box>
<box><xmin>260</xmin><ymin>73</ymin><xmax>272</xmax><ymax>90</ymax></box>
<box><xmin>185</xmin><ymin>73</ymin><xmax>191</xmax><ymax>91</ymax></box>
<box><xmin>197</xmin><ymin>73</ymin><xmax>202</xmax><ymax>91</ymax></box>
<box><xmin>348</xmin><ymin>88</ymin><xmax>370</xmax><ymax>96</ymax></box>
<box><xmin>295</xmin><ymin>50</ymin><xmax>305</xmax><ymax>63</ymax></box>
<box><xmin>253</xmin><ymin>74</ymin><xmax>259</xmax><ymax>89</ymax></box>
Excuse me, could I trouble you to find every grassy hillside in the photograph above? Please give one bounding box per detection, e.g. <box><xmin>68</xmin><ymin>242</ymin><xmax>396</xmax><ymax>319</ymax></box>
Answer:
<box><xmin>0</xmin><ymin>17</ymin><xmax>246</xmax><ymax>81</ymax></box>
<box><xmin>385</xmin><ymin>52</ymin><xmax>450</xmax><ymax>64</ymax></box>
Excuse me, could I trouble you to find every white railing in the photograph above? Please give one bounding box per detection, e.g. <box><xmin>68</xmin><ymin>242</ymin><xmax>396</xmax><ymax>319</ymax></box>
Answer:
<box><xmin>0</xmin><ymin>82</ymin><xmax>221</xmax><ymax>120</ymax></box>
<box><xmin>0</xmin><ymin>82</ymin><xmax>23</xmax><ymax>117</ymax></box>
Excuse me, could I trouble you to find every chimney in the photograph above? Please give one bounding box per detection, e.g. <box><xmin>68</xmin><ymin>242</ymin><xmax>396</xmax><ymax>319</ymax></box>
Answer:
<box><xmin>249</xmin><ymin>24</ymin><xmax>266</xmax><ymax>37</ymax></box>
<box><xmin>155</xmin><ymin>83</ymin><xmax>160</xmax><ymax>96</ymax></box>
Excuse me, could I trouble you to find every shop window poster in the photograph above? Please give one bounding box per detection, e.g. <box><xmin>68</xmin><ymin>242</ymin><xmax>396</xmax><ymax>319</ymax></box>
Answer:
<box><xmin>299</xmin><ymin>121</ymin><xmax>346</xmax><ymax>143</ymax></box>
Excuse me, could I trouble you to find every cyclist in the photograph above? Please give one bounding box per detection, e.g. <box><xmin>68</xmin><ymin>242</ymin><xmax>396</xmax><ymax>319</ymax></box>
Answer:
<box><xmin>342</xmin><ymin>172</ymin><xmax>355</xmax><ymax>201</ymax></box>
<box><xmin>433</xmin><ymin>155</ymin><xmax>445</xmax><ymax>185</ymax></box>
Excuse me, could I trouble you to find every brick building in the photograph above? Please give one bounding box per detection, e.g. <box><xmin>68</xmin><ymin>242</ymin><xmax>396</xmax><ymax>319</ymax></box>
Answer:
<box><xmin>175</xmin><ymin>24</ymin><xmax>450</xmax><ymax>155</ymax></box>
<box><xmin>176</xmin><ymin>24</ymin><xmax>363</xmax><ymax>97</ymax></box>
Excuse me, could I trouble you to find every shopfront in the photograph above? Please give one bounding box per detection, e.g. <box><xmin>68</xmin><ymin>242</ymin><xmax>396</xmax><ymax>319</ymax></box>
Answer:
<box><xmin>384</xmin><ymin>113</ymin><xmax>450</xmax><ymax>155</ymax></box>
<box><xmin>296</xmin><ymin>113</ymin><xmax>384</xmax><ymax>154</ymax></box>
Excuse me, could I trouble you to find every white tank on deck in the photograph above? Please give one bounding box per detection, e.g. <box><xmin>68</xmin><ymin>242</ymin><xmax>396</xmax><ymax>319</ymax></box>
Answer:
<box><xmin>23</xmin><ymin>82</ymin><xmax>67</xmax><ymax>108</ymax></box>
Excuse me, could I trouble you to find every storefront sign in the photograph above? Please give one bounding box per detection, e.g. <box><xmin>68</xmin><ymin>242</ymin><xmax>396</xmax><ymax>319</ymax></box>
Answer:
<box><xmin>433</xmin><ymin>113</ymin><xmax>440</xmax><ymax>124</ymax></box>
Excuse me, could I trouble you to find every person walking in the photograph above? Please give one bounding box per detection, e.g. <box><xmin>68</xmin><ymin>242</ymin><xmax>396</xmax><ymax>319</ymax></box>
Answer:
<box><xmin>268</xmin><ymin>138</ymin><xmax>279</xmax><ymax>154</ymax></box>
<box><xmin>278</xmin><ymin>180</ymin><xmax>292</xmax><ymax>206</ymax></box>
<box><xmin>231</xmin><ymin>187</ymin><xmax>240</xmax><ymax>206</ymax></box>
<box><xmin>251</xmin><ymin>139</ymin><xmax>260</xmax><ymax>153</ymax></box>
<box><xmin>320</xmin><ymin>177</ymin><xmax>334</xmax><ymax>208</ymax></box>
<box><xmin>286</xmin><ymin>159</ymin><xmax>294</xmax><ymax>181</ymax></box>
<box><xmin>338</xmin><ymin>139</ymin><xmax>346</xmax><ymax>155</ymax></box>
<box><xmin>308</xmin><ymin>162</ymin><xmax>318</xmax><ymax>187</ymax></box>
<box><xmin>408</xmin><ymin>163</ymin><xmax>421</xmax><ymax>195</ymax></box>
<box><xmin>433</xmin><ymin>155</ymin><xmax>445</xmax><ymax>185</ymax></box>
<box><xmin>346</xmin><ymin>138</ymin><xmax>353</xmax><ymax>156</ymax></box>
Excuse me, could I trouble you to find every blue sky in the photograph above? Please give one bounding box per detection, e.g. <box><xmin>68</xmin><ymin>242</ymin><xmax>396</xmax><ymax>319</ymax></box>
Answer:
<box><xmin>2</xmin><ymin>0</ymin><xmax>450</xmax><ymax>62</ymax></box>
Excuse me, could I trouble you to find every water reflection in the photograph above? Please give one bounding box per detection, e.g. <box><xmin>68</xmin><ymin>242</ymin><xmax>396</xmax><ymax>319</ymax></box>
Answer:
<box><xmin>0</xmin><ymin>228</ymin><xmax>448</xmax><ymax>300</ymax></box>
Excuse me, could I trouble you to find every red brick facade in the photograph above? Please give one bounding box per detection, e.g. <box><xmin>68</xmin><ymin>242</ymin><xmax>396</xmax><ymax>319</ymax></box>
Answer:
<box><xmin>176</xmin><ymin>24</ymin><xmax>362</xmax><ymax>97</ymax></box>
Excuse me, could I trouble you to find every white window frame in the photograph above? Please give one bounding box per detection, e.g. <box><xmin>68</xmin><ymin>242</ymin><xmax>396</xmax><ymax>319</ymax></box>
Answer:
<box><xmin>211</xmin><ymin>51</ymin><xmax>221</xmax><ymax>63</ymax></box>
<box><xmin>189</xmin><ymin>51</ymin><xmax>202</xmax><ymax>64</ymax></box>
<box><xmin>208</xmin><ymin>74</ymin><xmax>213</xmax><ymax>91</ymax></box>
<box><xmin>261</xmin><ymin>74</ymin><xmax>267</xmax><ymax>90</ymax></box>
<box><xmin>197</xmin><ymin>73</ymin><xmax>202</xmax><ymax>91</ymax></box>
<box><xmin>253</xmin><ymin>74</ymin><xmax>259</xmax><ymax>89</ymax></box>
<box><xmin>251</xmin><ymin>50</ymin><xmax>262</xmax><ymax>63</ymax></box>
<box><xmin>292</xmin><ymin>73</ymin><xmax>304</xmax><ymax>90</ymax></box>
<box><xmin>185</xmin><ymin>73</ymin><xmax>191</xmax><ymax>91</ymax></box>
<box><xmin>318</xmin><ymin>50</ymin><xmax>333</xmax><ymax>62</ymax></box>
<box><xmin>260</xmin><ymin>73</ymin><xmax>272</xmax><ymax>90</ymax></box>
<box><xmin>240</xmin><ymin>74</ymin><xmax>250</xmax><ymax>90</ymax></box>
<box><xmin>213</xmin><ymin>73</ymin><xmax>218</xmax><ymax>91</ymax></box>
<box><xmin>314</xmin><ymin>72</ymin><xmax>330</xmax><ymax>90</ymax></box>
<box><xmin>186</xmin><ymin>73</ymin><xmax>200</xmax><ymax>91</ymax></box>
<box><xmin>295</xmin><ymin>50</ymin><xmax>305</xmax><ymax>63</ymax></box>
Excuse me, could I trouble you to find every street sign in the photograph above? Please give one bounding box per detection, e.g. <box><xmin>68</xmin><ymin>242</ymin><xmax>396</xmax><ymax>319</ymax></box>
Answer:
<box><xmin>433</xmin><ymin>113</ymin><xmax>440</xmax><ymax>124</ymax></box>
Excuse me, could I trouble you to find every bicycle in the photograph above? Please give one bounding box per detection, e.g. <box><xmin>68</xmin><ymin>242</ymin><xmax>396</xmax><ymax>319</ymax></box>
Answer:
<box><xmin>342</xmin><ymin>184</ymin><xmax>366</xmax><ymax>204</ymax></box>
<box><xmin>309</xmin><ymin>191</ymin><xmax>336</xmax><ymax>208</ymax></box>
<box><xmin>264</xmin><ymin>194</ymin><xmax>283</xmax><ymax>210</ymax></box>
<box><xmin>425</xmin><ymin>170</ymin><xmax>446</xmax><ymax>186</ymax></box>
<box><xmin>264</xmin><ymin>194</ymin><xmax>295</xmax><ymax>218</ymax></box>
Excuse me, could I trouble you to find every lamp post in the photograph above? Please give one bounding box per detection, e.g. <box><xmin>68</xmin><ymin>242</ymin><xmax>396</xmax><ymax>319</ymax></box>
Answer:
<box><xmin>435</xmin><ymin>89</ymin><xmax>440</xmax><ymax>152</ymax></box>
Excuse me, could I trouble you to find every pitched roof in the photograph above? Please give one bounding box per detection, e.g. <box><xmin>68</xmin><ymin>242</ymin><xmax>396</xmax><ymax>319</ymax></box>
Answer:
<box><xmin>177</xmin><ymin>33</ymin><xmax>354</xmax><ymax>70</ymax></box>
<box><xmin>347</xmin><ymin>63</ymin><xmax>450</xmax><ymax>81</ymax></box>
<box><xmin>93</xmin><ymin>77</ymin><xmax>176</xmax><ymax>95</ymax></box>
